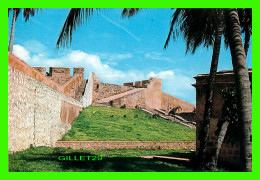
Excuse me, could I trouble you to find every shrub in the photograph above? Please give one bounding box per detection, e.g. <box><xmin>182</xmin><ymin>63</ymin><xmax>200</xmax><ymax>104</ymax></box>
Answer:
<box><xmin>152</xmin><ymin>114</ymin><xmax>160</xmax><ymax>119</ymax></box>
<box><xmin>120</xmin><ymin>104</ymin><xmax>126</xmax><ymax>109</ymax></box>
<box><xmin>135</xmin><ymin>105</ymin><xmax>141</xmax><ymax>110</ymax></box>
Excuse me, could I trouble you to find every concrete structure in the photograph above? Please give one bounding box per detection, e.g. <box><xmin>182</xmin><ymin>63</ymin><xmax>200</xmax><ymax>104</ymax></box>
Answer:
<box><xmin>193</xmin><ymin>69</ymin><xmax>252</xmax><ymax>168</ymax></box>
<box><xmin>8</xmin><ymin>53</ymin><xmax>195</xmax><ymax>152</ymax></box>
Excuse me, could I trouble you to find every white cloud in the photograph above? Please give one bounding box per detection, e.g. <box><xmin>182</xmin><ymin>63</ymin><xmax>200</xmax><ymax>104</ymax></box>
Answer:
<box><xmin>144</xmin><ymin>52</ymin><xmax>172</xmax><ymax>62</ymax></box>
<box><xmin>13</xmin><ymin>45</ymin><xmax>31</xmax><ymax>62</ymax></box>
<box><xmin>146</xmin><ymin>69</ymin><xmax>195</xmax><ymax>103</ymax></box>
<box><xmin>146</xmin><ymin>70</ymin><xmax>174</xmax><ymax>79</ymax></box>
<box><xmin>23</xmin><ymin>40</ymin><xmax>49</xmax><ymax>55</ymax></box>
<box><xmin>98</xmin><ymin>52</ymin><xmax>133</xmax><ymax>62</ymax></box>
<box><xmin>11</xmin><ymin>43</ymin><xmax>195</xmax><ymax>104</ymax></box>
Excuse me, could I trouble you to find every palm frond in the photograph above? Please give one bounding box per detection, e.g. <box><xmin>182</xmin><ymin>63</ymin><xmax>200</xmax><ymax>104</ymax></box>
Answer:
<box><xmin>23</xmin><ymin>8</ymin><xmax>37</xmax><ymax>22</ymax></box>
<box><xmin>122</xmin><ymin>8</ymin><xmax>142</xmax><ymax>18</ymax></box>
<box><xmin>163</xmin><ymin>8</ymin><xmax>182</xmax><ymax>49</ymax></box>
<box><xmin>56</xmin><ymin>8</ymin><xmax>96</xmax><ymax>49</ymax></box>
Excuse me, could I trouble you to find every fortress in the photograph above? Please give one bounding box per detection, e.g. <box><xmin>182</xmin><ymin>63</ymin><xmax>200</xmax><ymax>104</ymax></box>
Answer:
<box><xmin>8</xmin><ymin>52</ymin><xmax>252</xmax><ymax>169</ymax></box>
<box><xmin>8</xmin><ymin>53</ymin><xmax>195</xmax><ymax>152</ymax></box>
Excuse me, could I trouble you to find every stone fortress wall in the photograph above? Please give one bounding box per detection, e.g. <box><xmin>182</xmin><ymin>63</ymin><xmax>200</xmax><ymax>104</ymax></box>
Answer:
<box><xmin>92</xmin><ymin>77</ymin><xmax>195</xmax><ymax>113</ymax></box>
<box><xmin>8</xmin><ymin>53</ymin><xmax>83</xmax><ymax>152</ymax></box>
<box><xmin>8</xmin><ymin>53</ymin><xmax>195</xmax><ymax>152</ymax></box>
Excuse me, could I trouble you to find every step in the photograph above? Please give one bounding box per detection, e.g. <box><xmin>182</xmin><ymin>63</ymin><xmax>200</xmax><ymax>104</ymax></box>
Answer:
<box><xmin>95</xmin><ymin>88</ymin><xmax>144</xmax><ymax>103</ymax></box>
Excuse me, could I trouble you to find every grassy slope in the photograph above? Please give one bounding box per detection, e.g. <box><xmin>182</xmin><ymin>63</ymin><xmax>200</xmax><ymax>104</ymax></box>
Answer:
<box><xmin>61</xmin><ymin>106</ymin><xmax>195</xmax><ymax>141</ymax></box>
<box><xmin>9</xmin><ymin>147</ymin><xmax>195</xmax><ymax>172</ymax></box>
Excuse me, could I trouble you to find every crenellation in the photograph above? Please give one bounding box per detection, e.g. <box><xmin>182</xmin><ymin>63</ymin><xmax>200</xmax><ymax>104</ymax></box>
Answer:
<box><xmin>9</xmin><ymin>52</ymin><xmax>196</xmax><ymax>154</ymax></box>
<box><xmin>73</xmin><ymin>67</ymin><xmax>84</xmax><ymax>75</ymax></box>
<box><xmin>123</xmin><ymin>82</ymin><xmax>134</xmax><ymax>87</ymax></box>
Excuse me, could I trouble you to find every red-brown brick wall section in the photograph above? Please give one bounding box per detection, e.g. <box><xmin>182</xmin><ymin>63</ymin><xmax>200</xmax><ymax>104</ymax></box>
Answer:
<box><xmin>97</xmin><ymin>83</ymin><xmax>134</xmax><ymax>100</ymax></box>
<box><xmin>56</xmin><ymin>141</ymin><xmax>195</xmax><ymax>150</ymax></box>
<box><xmin>62</xmin><ymin>74</ymin><xmax>84</xmax><ymax>99</ymax></box>
<box><xmin>60</xmin><ymin>101</ymin><xmax>82</xmax><ymax>124</ymax></box>
<box><xmin>161</xmin><ymin>92</ymin><xmax>195</xmax><ymax>113</ymax></box>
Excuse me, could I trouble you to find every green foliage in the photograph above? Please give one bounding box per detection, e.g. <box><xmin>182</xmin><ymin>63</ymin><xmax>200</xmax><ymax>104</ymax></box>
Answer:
<box><xmin>120</xmin><ymin>104</ymin><xmax>126</xmax><ymax>109</ymax></box>
<box><xmin>216</xmin><ymin>86</ymin><xmax>241</xmax><ymax>144</ymax></box>
<box><xmin>61</xmin><ymin>106</ymin><xmax>195</xmax><ymax>141</ymax></box>
<box><xmin>152</xmin><ymin>114</ymin><xmax>160</xmax><ymax>119</ymax></box>
<box><xmin>135</xmin><ymin>105</ymin><xmax>141</xmax><ymax>110</ymax></box>
<box><xmin>169</xmin><ymin>106</ymin><xmax>182</xmax><ymax>115</ymax></box>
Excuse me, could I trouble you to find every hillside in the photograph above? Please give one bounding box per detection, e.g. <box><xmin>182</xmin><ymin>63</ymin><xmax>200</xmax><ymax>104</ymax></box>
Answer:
<box><xmin>61</xmin><ymin>106</ymin><xmax>195</xmax><ymax>141</ymax></box>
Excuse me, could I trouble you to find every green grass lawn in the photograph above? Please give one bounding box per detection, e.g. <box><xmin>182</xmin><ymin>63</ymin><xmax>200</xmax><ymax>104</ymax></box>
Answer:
<box><xmin>9</xmin><ymin>146</ymin><xmax>195</xmax><ymax>172</ymax></box>
<box><xmin>61</xmin><ymin>106</ymin><xmax>195</xmax><ymax>141</ymax></box>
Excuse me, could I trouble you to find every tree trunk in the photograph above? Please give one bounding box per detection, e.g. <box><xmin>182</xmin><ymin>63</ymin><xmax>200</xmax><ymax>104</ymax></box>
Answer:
<box><xmin>205</xmin><ymin>120</ymin><xmax>229</xmax><ymax>171</ymax></box>
<box><xmin>227</xmin><ymin>8</ymin><xmax>252</xmax><ymax>172</ymax></box>
<box><xmin>8</xmin><ymin>9</ymin><xmax>17</xmax><ymax>52</ymax></box>
<box><xmin>198</xmin><ymin>15</ymin><xmax>223</xmax><ymax>170</ymax></box>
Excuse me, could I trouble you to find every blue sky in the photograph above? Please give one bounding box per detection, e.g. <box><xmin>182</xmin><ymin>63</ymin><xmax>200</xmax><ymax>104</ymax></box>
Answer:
<box><xmin>8</xmin><ymin>8</ymin><xmax>252</xmax><ymax>104</ymax></box>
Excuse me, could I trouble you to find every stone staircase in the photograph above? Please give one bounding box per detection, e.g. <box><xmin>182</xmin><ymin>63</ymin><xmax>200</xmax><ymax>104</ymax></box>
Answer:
<box><xmin>93</xmin><ymin>88</ymin><xmax>144</xmax><ymax>106</ymax></box>
<box><xmin>75</xmin><ymin>79</ymin><xmax>87</xmax><ymax>101</ymax></box>
<box><xmin>141</xmin><ymin>108</ymin><xmax>196</xmax><ymax>129</ymax></box>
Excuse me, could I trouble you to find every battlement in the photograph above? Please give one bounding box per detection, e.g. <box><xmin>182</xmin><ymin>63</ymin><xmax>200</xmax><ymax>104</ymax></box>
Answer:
<box><xmin>123</xmin><ymin>78</ymin><xmax>156</xmax><ymax>88</ymax></box>
<box><xmin>73</xmin><ymin>67</ymin><xmax>84</xmax><ymax>76</ymax></box>
<box><xmin>49</xmin><ymin>67</ymin><xmax>70</xmax><ymax>77</ymax></box>
<box><xmin>32</xmin><ymin>67</ymin><xmax>85</xmax><ymax>86</ymax></box>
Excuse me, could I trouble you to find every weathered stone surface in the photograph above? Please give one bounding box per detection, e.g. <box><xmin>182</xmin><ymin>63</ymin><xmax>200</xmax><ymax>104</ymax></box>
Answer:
<box><xmin>56</xmin><ymin>141</ymin><xmax>196</xmax><ymax>150</ymax></box>
<box><xmin>82</xmin><ymin>72</ymin><xmax>95</xmax><ymax>107</ymax></box>
<box><xmin>161</xmin><ymin>92</ymin><xmax>195</xmax><ymax>113</ymax></box>
<box><xmin>193</xmin><ymin>69</ymin><xmax>252</xmax><ymax>168</ymax></box>
<box><xmin>8</xmin><ymin>59</ymin><xmax>83</xmax><ymax>152</ymax></box>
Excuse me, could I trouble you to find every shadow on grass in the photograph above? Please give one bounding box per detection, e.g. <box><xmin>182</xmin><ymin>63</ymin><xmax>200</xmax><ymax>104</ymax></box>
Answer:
<box><xmin>9</xmin><ymin>149</ymin><xmax>195</xmax><ymax>172</ymax></box>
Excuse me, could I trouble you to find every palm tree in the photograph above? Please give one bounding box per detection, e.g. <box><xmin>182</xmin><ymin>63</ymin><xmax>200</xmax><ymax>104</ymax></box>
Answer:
<box><xmin>8</xmin><ymin>8</ymin><xmax>38</xmax><ymax>52</ymax></box>
<box><xmin>164</xmin><ymin>8</ymin><xmax>252</xmax><ymax>171</ymax></box>
<box><xmin>225</xmin><ymin>8</ymin><xmax>252</xmax><ymax>172</ymax></box>
<box><xmin>56</xmin><ymin>8</ymin><xmax>252</xmax><ymax>171</ymax></box>
<box><xmin>205</xmin><ymin>8</ymin><xmax>252</xmax><ymax>171</ymax></box>
<box><xmin>163</xmin><ymin>8</ymin><xmax>225</xmax><ymax>170</ymax></box>
<box><xmin>237</xmin><ymin>8</ymin><xmax>252</xmax><ymax>57</ymax></box>
<box><xmin>56</xmin><ymin>8</ymin><xmax>97</xmax><ymax>49</ymax></box>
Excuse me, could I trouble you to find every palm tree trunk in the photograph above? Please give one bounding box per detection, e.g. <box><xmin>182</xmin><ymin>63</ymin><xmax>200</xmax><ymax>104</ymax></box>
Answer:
<box><xmin>8</xmin><ymin>9</ymin><xmax>17</xmax><ymax>52</ymax></box>
<box><xmin>227</xmin><ymin>8</ymin><xmax>252</xmax><ymax>172</ymax></box>
<box><xmin>205</xmin><ymin>119</ymin><xmax>229</xmax><ymax>171</ymax></box>
<box><xmin>198</xmin><ymin>17</ymin><xmax>223</xmax><ymax>169</ymax></box>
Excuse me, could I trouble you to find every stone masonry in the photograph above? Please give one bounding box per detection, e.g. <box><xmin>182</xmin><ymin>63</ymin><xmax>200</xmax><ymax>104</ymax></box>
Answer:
<box><xmin>8</xmin><ymin>52</ymin><xmax>195</xmax><ymax>152</ymax></box>
<box><xmin>92</xmin><ymin>77</ymin><xmax>195</xmax><ymax>113</ymax></box>
<box><xmin>193</xmin><ymin>69</ymin><xmax>252</xmax><ymax>168</ymax></box>
<box><xmin>8</xmin><ymin>53</ymin><xmax>84</xmax><ymax>152</ymax></box>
